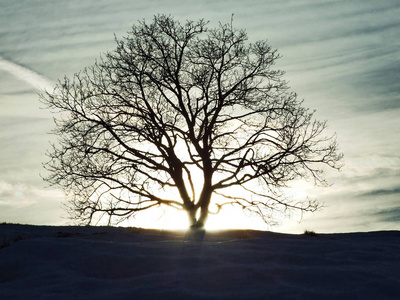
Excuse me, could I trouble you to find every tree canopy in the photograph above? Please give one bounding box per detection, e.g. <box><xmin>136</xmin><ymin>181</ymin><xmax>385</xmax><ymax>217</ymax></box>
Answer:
<box><xmin>41</xmin><ymin>15</ymin><xmax>342</xmax><ymax>229</ymax></box>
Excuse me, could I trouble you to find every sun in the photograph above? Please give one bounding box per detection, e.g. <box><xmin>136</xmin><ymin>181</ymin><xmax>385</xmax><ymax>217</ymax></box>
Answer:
<box><xmin>121</xmin><ymin>205</ymin><xmax>268</xmax><ymax>231</ymax></box>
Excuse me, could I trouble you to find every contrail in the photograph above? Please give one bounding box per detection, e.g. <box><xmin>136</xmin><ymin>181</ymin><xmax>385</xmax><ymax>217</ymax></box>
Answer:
<box><xmin>0</xmin><ymin>56</ymin><xmax>54</xmax><ymax>91</ymax></box>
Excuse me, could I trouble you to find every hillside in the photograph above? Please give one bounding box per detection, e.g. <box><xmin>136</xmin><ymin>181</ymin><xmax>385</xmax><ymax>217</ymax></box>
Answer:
<box><xmin>1</xmin><ymin>224</ymin><xmax>399</xmax><ymax>299</ymax></box>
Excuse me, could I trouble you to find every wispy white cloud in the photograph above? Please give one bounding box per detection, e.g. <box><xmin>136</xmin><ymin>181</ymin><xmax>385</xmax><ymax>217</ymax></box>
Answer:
<box><xmin>0</xmin><ymin>179</ymin><xmax>65</xmax><ymax>225</ymax></box>
<box><xmin>0</xmin><ymin>179</ymin><xmax>63</xmax><ymax>208</ymax></box>
<box><xmin>0</xmin><ymin>180</ymin><xmax>35</xmax><ymax>208</ymax></box>
<box><xmin>0</xmin><ymin>56</ymin><xmax>53</xmax><ymax>91</ymax></box>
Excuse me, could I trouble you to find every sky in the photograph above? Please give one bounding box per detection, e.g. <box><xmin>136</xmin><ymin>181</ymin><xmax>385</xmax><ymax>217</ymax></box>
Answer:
<box><xmin>0</xmin><ymin>0</ymin><xmax>399</xmax><ymax>233</ymax></box>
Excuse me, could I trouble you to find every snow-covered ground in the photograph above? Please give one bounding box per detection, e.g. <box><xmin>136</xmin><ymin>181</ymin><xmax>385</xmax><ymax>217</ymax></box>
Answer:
<box><xmin>0</xmin><ymin>224</ymin><xmax>399</xmax><ymax>299</ymax></box>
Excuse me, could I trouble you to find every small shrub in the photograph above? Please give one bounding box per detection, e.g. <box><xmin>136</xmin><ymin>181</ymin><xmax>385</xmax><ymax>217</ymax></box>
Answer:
<box><xmin>304</xmin><ymin>230</ymin><xmax>318</xmax><ymax>236</ymax></box>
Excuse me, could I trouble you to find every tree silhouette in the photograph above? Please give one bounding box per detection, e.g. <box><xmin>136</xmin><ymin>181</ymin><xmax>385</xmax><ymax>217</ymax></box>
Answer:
<box><xmin>41</xmin><ymin>15</ymin><xmax>342</xmax><ymax>229</ymax></box>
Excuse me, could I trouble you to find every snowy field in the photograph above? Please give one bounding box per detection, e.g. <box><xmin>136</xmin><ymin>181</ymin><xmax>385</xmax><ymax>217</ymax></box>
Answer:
<box><xmin>0</xmin><ymin>224</ymin><xmax>399</xmax><ymax>299</ymax></box>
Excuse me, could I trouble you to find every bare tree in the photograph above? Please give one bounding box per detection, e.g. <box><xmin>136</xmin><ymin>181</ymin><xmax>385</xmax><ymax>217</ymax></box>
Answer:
<box><xmin>41</xmin><ymin>15</ymin><xmax>342</xmax><ymax>229</ymax></box>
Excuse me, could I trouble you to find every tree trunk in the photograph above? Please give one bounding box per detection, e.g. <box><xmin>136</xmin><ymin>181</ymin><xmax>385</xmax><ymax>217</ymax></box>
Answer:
<box><xmin>185</xmin><ymin>207</ymin><xmax>206</xmax><ymax>241</ymax></box>
<box><xmin>195</xmin><ymin>207</ymin><xmax>208</xmax><ymax>228</ymax></box>
<box><xmin>187</xmin><ymin>208</ymin><xmax>198</xmax><ymax>228</ymax></box>
<box><xmin>187</xmin><ymin>186</ymin><xmax>212</xmax><ymax>229</ymax></box>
